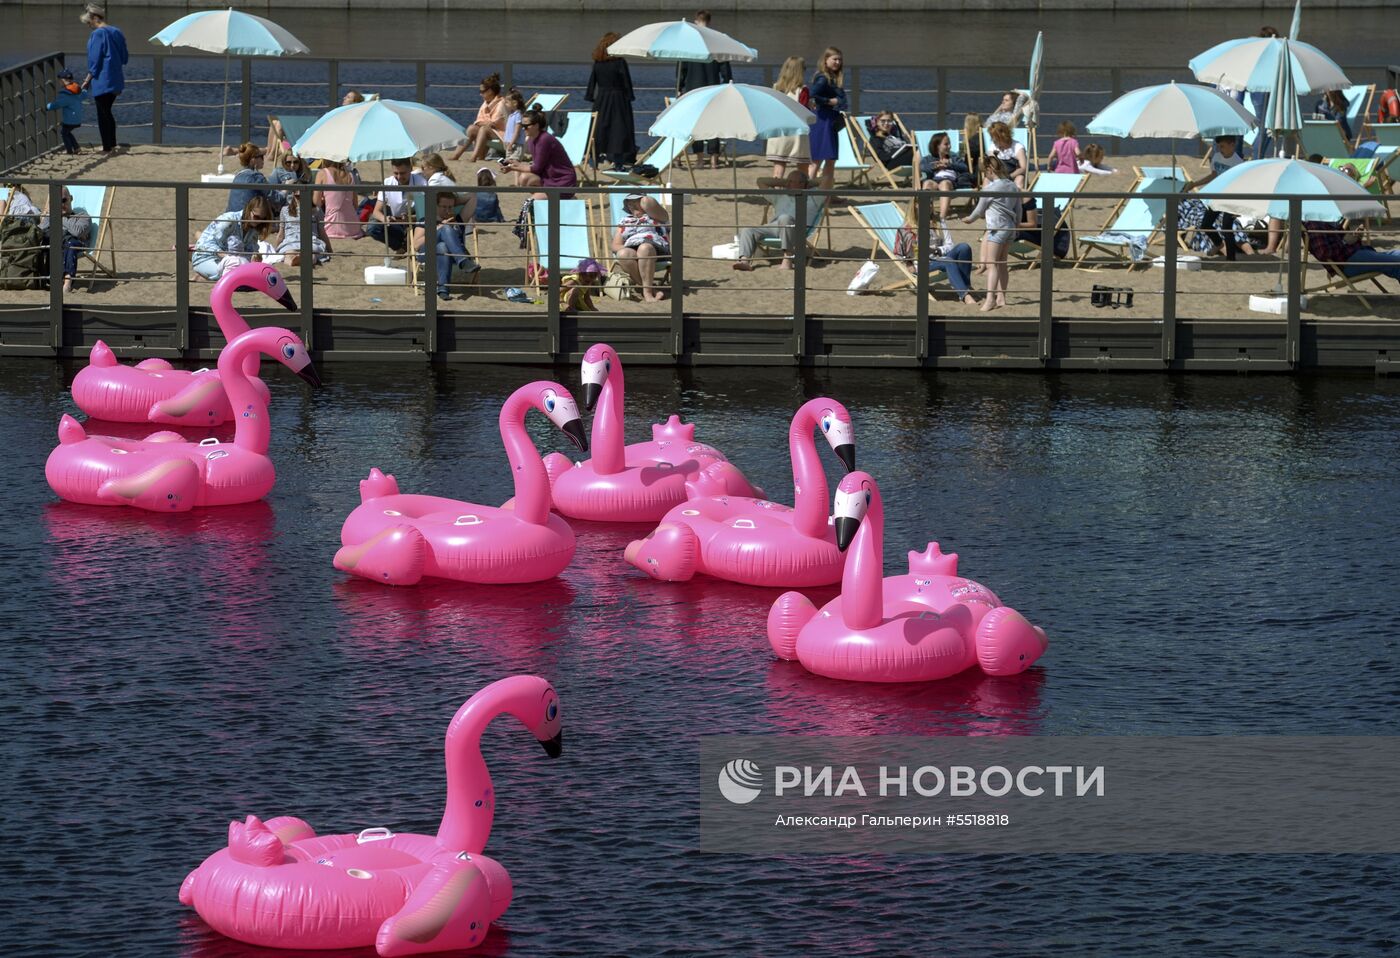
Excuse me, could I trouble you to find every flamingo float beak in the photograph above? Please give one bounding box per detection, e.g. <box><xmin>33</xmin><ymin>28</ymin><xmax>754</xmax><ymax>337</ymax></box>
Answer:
<box><xmin>277</xmin><ymin>290</ymin><xmax>298</xmax><ymax>311</ymax></box>
<box><xmin>296</xmin><ymin>363</ymin><xmax>322</xmax><ymax>388</ymax></box>
<box><xmin>834</xmin><ymin>443</ymin><xmax>856</xmax><ymax>472</ymax></box>
<box><xmin>561</xmin><ymin>418</ymin><xmax>588</xmax><ymax>452</ymax></box>
<box><xmin>540</xmin><ymin>730</ymin><xmax>563</xmax><ymax>758</ymax></box>
<box><xmin>835</xmin><ymin>516</ymin><xmax>860</xmax><ymax>552</ymax></box>
<box><xmin>583</xmin><ymin>381</ymin><xmax>602</xmax><ymax>412</ymax></box>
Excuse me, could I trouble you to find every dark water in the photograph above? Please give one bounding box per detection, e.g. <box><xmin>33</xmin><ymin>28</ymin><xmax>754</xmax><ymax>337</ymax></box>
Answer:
<box><xmin>4</xmin><ymin>357</ymin><xmax>1400</xmax><ymax>957</ymax></box>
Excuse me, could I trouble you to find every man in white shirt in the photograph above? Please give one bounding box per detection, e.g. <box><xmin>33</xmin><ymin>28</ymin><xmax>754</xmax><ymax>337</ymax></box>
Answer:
<box><xmin>366</xmin><ymin>157</ymin><xmax>427</xmax><ymax>252</ymax></box>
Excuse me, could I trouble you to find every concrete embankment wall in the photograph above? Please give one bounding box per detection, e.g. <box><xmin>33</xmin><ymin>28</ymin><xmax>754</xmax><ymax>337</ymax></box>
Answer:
<box><xmin>1</xmin><ymin>0</ymin><xmax>1392</xmax><ymax>9</ymax></box>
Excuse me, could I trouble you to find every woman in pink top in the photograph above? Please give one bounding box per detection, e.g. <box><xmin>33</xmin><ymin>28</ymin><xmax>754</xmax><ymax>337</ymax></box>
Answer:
<box><xmin>1050</xmin><ymin>121</ymin><xmax>1081</xmax><ymax>174</ymax></box>
<box><xmin>313</xmin><ymin>159</ymin><xmax>364</xmax><ymax>239</ymax></box>
<box><xmin>452</xmin><ymin>72</ymin><xmax>508</xmax><ymax>161</ymax></box>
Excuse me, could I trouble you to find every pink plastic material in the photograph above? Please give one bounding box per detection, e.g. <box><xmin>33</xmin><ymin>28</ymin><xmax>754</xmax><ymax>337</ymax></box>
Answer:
<box><xmin>768</xmin><ymin>472</ymin><xmax>1049</xmax><ymax>683</ymax></box>
<box><xmin>545</xmin><ymin>344</ymin><xmax>763</xmax><ymax>522</ymax></box>
<box><xmin>70</xmin><ymin>266</ymin><xmax>275</xmax><ymax>424</ymax></box>
<box><xmin>624</xmin><ymin>397</ymin><xmax>856</xmax><ymax>586</ymax></box>
<box><xmin>179</xmin><ymin>675</ymin><xmax>563</xmax><ymax>955</ymax></box>
<box><xmin>335</xmin><ymin>382</ymin><xmax>587</xmax><ymax>585</ymax></box>
<box><xmin>44</xmin><ymin>264</ymin><xmax>319</xmax><ymax>511</ymax></box>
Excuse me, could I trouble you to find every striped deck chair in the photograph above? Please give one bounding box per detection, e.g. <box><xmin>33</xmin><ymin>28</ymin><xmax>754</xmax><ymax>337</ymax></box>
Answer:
<box><xmin>595</xmin><ymin>187</ymin><xmax>670</xmax><ymax>286</ymax></box>
<box><xmin>64</xmin><ymin>184</ymin><xmax>117</xmax><ymax>281</ymax></box>
<box><xmin>600</xmin><ymin>134</ymin><xmax>696</xmax><ymax>187</ymax></box>
<box><xmin>848</xmin><ymin>201</ymin><xmax>952</xmax><ymax>296</ymax></box>
<box><xmin>267</xmin><ymin>114</ymin><xmax>319</xmax><ymax>166</ymax></box>
<box><xmin>525</xmin><ymin>198</ymin><xmax>594</xmax><ymax>293</ymax></box>
<box><xmin>1010</xmin><ymin>171</ymin><xmax>1086</xmax><ymax>267</ymax></box>
<box><xmin>848</xmin><ymin>115</ymin><xmax>915</xmax><ymax>189</ymax></box>
<box><xmin>1301</xmin><ymin>224</ymin><xmax>1389</xmax><ymax>309</ymax></box>
<box><xmin>1074</xmin><ymin>169</ymin><xmax>1182</xmax><ymax>270</ymax></box>
<box><xmin>555</xmin><ymin>112</ymin><xmax>596</xmax><ymax>178</ymax></box>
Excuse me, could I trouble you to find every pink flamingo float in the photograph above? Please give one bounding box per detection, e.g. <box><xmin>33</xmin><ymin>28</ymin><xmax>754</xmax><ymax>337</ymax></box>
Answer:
<box><xmin>179</xmin><ymin>674</ymin><xmax>563</xmax><ymax>955</ymax></box>
<box><xmin>45</xmin><ymin>265</ymin><xmax>319</xmax><ymax>511</ymax></box>
<box><xmin>69</xmin><ymin>266</ymin><xmax>279</xmax><ymax>425</ymax></box>
<box><xmin>334</xmin><ymin>382</ymin><xmax>587</xmax><ymax>585</ymax></box>
<box><xmin>544</xmin><ymin>343</ymin><xmax>763</xmax><ymax>522</ymax></box>
<box><xmin>624</xmin><ymin>397</ymin><xmax>856</xmax><ymax>586</ymax></box>
<box><xmin>768</xmin><ymin>472</ymin><xmax>1049</xmax><ymax>683</ymax></box>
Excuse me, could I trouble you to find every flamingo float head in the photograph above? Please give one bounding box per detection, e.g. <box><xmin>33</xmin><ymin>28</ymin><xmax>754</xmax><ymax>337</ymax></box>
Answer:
<box><xmin>580</xmin><ymin>343</ymin><xmax>616</xmax><ymax>412</ymax></box>
<box><xmin>833</xmin><ymin>471</ymin><xmax>877</xmax><ymax>552</ymax></box>
<box><xmin>816</xmin><ymin>400</ymin><xmax>856</xmax><ymax>472</ymax></box>
<box><xmin>220</xmin><ymin>261</ymin><xmax>299</xmax><ymax>312</ymax></box>
<box><xmin>250</xmin><ymin>328</ymin><xmax>322</xmax><ymax>388</ymax></box>
<box><xmin>537</xmin><ymin>383</ymin><xmax>587</xmax><ymax>452</ymax></box>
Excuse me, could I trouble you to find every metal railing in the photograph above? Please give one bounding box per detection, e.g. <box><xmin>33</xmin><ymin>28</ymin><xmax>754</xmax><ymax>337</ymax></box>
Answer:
<box><xmin>0</xmin><ymin>176</ymin><xmax>1395</xmax><ymax>371</ymax></box>
<box><xmin>1</xmin><ymin>52</ymin><xmax>66</xmax><ymax>172</ymax></box>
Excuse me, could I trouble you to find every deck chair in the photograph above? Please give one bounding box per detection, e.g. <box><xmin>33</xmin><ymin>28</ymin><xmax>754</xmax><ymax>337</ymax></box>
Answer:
<box><xmin>1010</xmin><ymin>171</ymin><xmax>1086</xmax><ymax>267</ymax></box>
<box><xmin>1074</xmin><ymin>169</ymin><xmax>1181</xmax><ymax>269</ymax></box>
<box><xmin>1139</xmin><ymin>165</ymin><xmax>1188</xmax><ymax>183</ymax></box>
<box><xmin>553</xmin><ymin>111</ymin><xmax>596</xmax><ymax>179</ymax></box>
<box><xmin>848</xmin><ymin>115</ymin><xmax>915</xmax><ymax>189</ymax></box>
<box><xmin>913</xmin><ymin>129</ymin><xmax>963</xmax><ymax>159</ymax></box>
<box><xmin>267</xmin><ymin>114</ymin><xmax>319</xmax><ymax>166</ymax></box>
<box><xmin>848</xmin><ymin>201</ymin><xmax>957</xmax><ymax>296</ymax></box>
<box><xmin>754</xmin><ymin>194</ymin><xmax>831</xmax><ymax>263</ymax></box>
<box><xmin>600</xmin><ymin>134</ymin><xmax>696</xmax><ymax>187</ymax></box>
<box><xmin>1326</xmin><ymin>157</ymin><xmax>1386</xmax><ymax>194</ymax></box>
<box><xmin>594</xmin><ymin>187</ymin><xmax>671</xmax><ymax>287</ymax></box>
<box><xmin>981</xmin><ymin>126</ymin><xmax>1032</xmax><ymax>155</ymax></box>
<box><xmin>1301</xmin><ymin>224</ymin><xmax>1389</xmax><ymax>309</ymax></box>
<box><xmin>525</xmin><ymin>197</ymin><xmax>594</xmax><ymax>292</ymax></box>
<box><xmin>1299</xmin><ymin>119</ymin><xmax>1353</xmax><ymax>159</ymax></box>
<box><xmin>1343</xmin><ymin>84</ymin><xmax>1374</xmax><ymax>148</ymax></box>
<box><xmin>526</xmin><ymin>92</ymin><xmax>569</xmax><ymax>113</ymax></box>
<box><xmin>408</xmin><ymin>193</ymin><xmax>483</xmax><ymax>295</ymax></box>
<box><xmin>833</xmin><ymin>120</ymin><xmax>875</xmax><ymax>186</ymax></box>
<box><xmin>64</xmin><ymin>184</ymin><xmax>117</xmax><ymax>281</ymax></box>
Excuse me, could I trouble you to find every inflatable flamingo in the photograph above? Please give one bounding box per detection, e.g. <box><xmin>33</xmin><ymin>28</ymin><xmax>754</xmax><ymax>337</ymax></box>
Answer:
<box><xmin>768</xmin><ymin>472</ymin><xmax>1049</xmax><ymax>683</ymax></box>
<box><xmin>544</xmin><ymin>343</ymin><xmax>763</xmax><ymax>522</ymax></box>
<box><xmin>45</xmin><ymin>265</ymin><xmax>319</xmax><ymax>511</ymax></box>
<box><xmin>624</xmin><ymin>397</ymin><xmax>856</xmax><ymax>586</ymax></box>
<box><xmin>180</xmin><ymin>674</ymin><xmax>563</xmax><ymax>955</ymax></box>
<box><xmin>70</xmin><ymin>266</ymin><xmax>278</xmax><ymax>425</ymax></box>
<box><xmin>335</xmin><ymin>382</ymin><xmax>587</xmax><ymax>585</ymax></box>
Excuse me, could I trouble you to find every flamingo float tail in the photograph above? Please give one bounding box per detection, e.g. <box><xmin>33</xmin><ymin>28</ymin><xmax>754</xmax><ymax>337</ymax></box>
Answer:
<box><xmin>88</xmin><ymin>340</ymin><xmax>117</xmax><ymax>368</ymax></box>
<box><xmin>541</xmin><ymin>452</ymin><xmax>572</xmax><ymax>492</ymax></box>
<box><xmin>908</xmin><ymin>541</ymin><xmax>959</xmax><ymax>577</ymax></box>
<box><xmin>625</xmin><ymin>522</ymin><xmax>698</xmax><ymax>581</ymax></box>
<box><xmin>58</xmin><ymin>414</ymin><xmax>87</xmax><ymax>445</ymax></box>
<box><xmin>335</xmin><ymin>525</ymin><xmax>428</xmax><ymax>586</ymax></box>
<box><xmin>376</xmin><ymin>854</ymin><xmax>498</xmax><ymax>957</ymax></box>
<box><xmin>767</xmin><ymin>591</ymin><xmax>817</xmax><ymax>660</ymax></box>
<box><xmin>975</xmin><ymin>607</ymin><xmax>1049</xmax><ymax>676</ymax></box>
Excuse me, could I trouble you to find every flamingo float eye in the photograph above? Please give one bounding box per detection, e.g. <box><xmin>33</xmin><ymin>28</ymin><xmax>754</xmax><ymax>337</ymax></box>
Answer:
<box><xmin>267</xmin><ymin>273</ymin><xmax>278</xmax><ymax>289</ymax></box>
<box><xmin>544</xmin><ymin>395</ymin><xmax>556</xmax><ymax>412</ymax></box>
<box><xmin>546</xmin><ymin>702</ymin><xmax>557</xmax><ymax>720</ymax></box>
<box><xmin>865</xmin><ymin>491</ymin><xmax>871</xmax><ymax>505</ymax></box>
<box><xmin>821</xmin><ymin>417</ymin><xmax>831</xmax><ymax>433</ymax></box>
<box><xmin>281</xmin><ymin>343</ymin><xmax>296</xmax><ymax>360</ymax></box>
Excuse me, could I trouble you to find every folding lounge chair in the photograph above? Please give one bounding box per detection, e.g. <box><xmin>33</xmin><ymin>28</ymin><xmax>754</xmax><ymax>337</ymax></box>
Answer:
<box><xmin>914</xmin><ymin>129</ymin><xmax>963</xmax><ymax>159</ymax></box>
<box><xmin>408</xmin><ymin>193</ymin><xmax>482</xmax><ymax>295</ymax></box>
<box><xmin>600</xmin><ymin>134</ymin><xmax>696</xmax><ymax>187</ymax></box>
<box><xmin>554</xmin><ymin>111</ymin><xmax>596</xmax><ymax>179</ymax></box>
<box><xmin>755</xmin><ymin>194</ymin><xmax>831</xmax><ymax>263</ymax></box>
<box><xmin>1343</xmin><ymin>84</ymin><xmax>1374</xmax><ymax>149</ymax></box>
<box><xmin>526</xmin><ymin>92</ymin><xmax>569</xmax><ymax>112</ymax></box>
<box><xmin>64</xmin><ymin>184</ymin><xmax>117</xmax><ymax>282</ymax></box>
<box><xmin>267</xmin><ymin>114</ymin><xmax>319</xmax><ymax>166</ymax></box>
<box><xmin>833</xmin><ymin>120</ymin><xmax>875</xmax><ymax>186</ymax></box>
<box><xmin>1299</xmin><ymin>120</ymin><xmax>1353</xmax><ymax>160</ymax></box>
<box><xmin>1301</xmin><ymin>224</ymin><xmax>1389</xmax><ymax>309</ymax></box>
<box><xmin>1010</xmin><ymin>171</ymin><xmax>1086</xmax><ymax>267</ymax></box>
<box><xmin>981</xmin><ymin>126</ymin><xmax>1032</xmax><ymax>156</ymax></box>
<box><xmin>1074</xmin><ymin>169</ymin><xmax>1181</xmax><ymax>269</ymax></box>
<box><xmin>848</xmin><ymin>115</ymin><xmax>915</xmax><ymax>189</ymax></box>
<box><xmin>525</xmin><ymin>197</ymin><xmax>594</xmax><ymax>293</ymax></box>
<box><xmin>595</xmin><ymin>187</ymin><xmax>670</xmax><ymax>286</ymax></box>
<box><xmin>848</xmin><ymin>201</ymin><xmax>954</xmax><ymax>296</ymax></box>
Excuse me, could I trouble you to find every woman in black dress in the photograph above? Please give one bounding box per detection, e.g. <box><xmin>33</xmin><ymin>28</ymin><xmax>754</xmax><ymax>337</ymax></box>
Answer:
<box><xmin>586</xmin><ymin>33</ymin><xmax>637</xmax><ymax>169</ymax></box>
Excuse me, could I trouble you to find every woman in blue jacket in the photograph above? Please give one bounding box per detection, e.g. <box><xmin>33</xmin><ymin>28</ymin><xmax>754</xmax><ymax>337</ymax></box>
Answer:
<box><xmin>807</xmin><ymin>47</ymin><xmax>847</xmax><ymax>192</ymax></box>
<box><xmin>79</xmin><ymin>4</ymin><xmax>127</xmax><ymax>154</ymax></box>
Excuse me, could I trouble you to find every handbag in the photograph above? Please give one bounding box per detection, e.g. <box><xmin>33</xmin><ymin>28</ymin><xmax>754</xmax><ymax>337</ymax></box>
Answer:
<box><xmin>603</xmin><ymin>266</ymin><xmax>634</xmax><ymax>301</ymax></box>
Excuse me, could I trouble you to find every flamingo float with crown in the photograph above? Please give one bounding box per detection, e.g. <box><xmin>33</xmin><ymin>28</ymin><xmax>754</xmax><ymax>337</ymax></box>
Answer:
<box><xmin>179</xmin><ymin>675</ymin><xmax>563</xmax><ymax>955</ymax></box>
<box><xmin>334</xmin><ymin>382</ymin><xmax>588</xmax><ymax>585</ymax></box>
<box><xmin>45</xmin><ymin>264</ymin><xmax>320</xmax><ymax>511</ymax></box>
<box><xmin>69</xmin><ymin>266</ymin><xmax>278</xmax><ymax>425</ymax></box>
<box><xmin>544</xmin><ymin>343</ymin><xmax>764</xmax><ymax>522</ymax></box>
<box><xmin>768</xmin><ymin>472</ymin><xmax>1049</xmax><ymax>683</ymax></box>
<box><xmin>624</xmin><ymin>397</ymin><xmax>856</xmax><ymax>586</ymax></box>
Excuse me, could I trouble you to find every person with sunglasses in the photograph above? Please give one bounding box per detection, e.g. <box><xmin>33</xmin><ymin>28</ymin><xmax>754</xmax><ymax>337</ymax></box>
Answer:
<box><xmin>500</xmin><ymin>109</ymin><xmax>577</xmax><ymax>199</ymax></box>
<box><xmin>39</xmin><ymin>187</ymin><xmax>92</xmax><ymax>294</ymax></box>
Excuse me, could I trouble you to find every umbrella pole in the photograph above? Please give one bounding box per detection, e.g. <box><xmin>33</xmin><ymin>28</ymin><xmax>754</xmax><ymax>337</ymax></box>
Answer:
<box><xmin>380</xmin><ymin>159</ymin><xmax>393</xmax><ymax>268</ymax></box>
<box><xmin>217</xmin><ymin>50</ymin><xmax>231</xmax><ymax>175</ymax></box>
<box><xmin>732</xmin><ymin>139</ymin><xmax>740</xmax><ymax>237</ymax></box>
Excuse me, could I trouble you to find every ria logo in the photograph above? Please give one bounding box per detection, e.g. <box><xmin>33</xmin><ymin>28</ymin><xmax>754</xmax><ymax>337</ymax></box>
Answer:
<box><xmin>717</xmin><ymin>758</ymin><xmax>763</xmax><ymax>805</ymax></box>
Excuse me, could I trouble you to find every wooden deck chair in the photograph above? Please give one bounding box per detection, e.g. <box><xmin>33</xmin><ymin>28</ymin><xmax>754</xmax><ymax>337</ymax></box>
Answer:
<box><xmin>1343</xmin><ymin>84</ymin><xmax>1374</xmax><ymax>147</ymax></box>
<box><xmin>525</xmin><ymin>198</ymin><xmax>594</xmax><ymax>293</ymax></box>
<box><xmin>755</xmin><ymin>193</ymin><xmax>832</xmax><ymax>262</ymax></box>
<box><xmin>65</xmin><ymin>184</ymin><xmax>116</xmax><ymax>281</ymax></box>
<box><xmin>408</xmin><ymin>192</ymin><xmax>482</xmax><ymax>295</ymax></box>
<box><xmin>599</xmin><ymin>134</ymin><xmax>697</xmax><ymax>187</ymax></box>
<box><xmin>1299</xmin><ymin>119</ymin><xmax>1353</xmax><ymax>159</ymax></box>
<box><xmin>1300</xmin><ymin>224</ymin><xmax>1389</xmax><ymax>309</ymax></box>
<box><xmin>594</xmin><ymin>187</ymin><xmax>671</xmax><ymax>286</ymax></box>
<box><xmin>981</xmin><ymin>126</ymin><xmax>1032</xmax><ymax>155</ymax></box>
<box><xmin>1010</xmin><ymin>171</ymin><xmax>1086</xmax><ymax>267</ymax></box>
<box><xmin>1074</xmin><ymin>168</ymin><xmax>1182</xmax><ymax>270</ymax></box>
<box><xmin>267</xmin><ymin>114</ymin><xmax>320</xmax><ymax>166</ymax></box>
<box><xmin>848</xmin><ymin>201</ymin><xmax>955</xmax><ymax>296</ymax></box>
<box><xmin>526</xmin><ymin>92</ymin><xmax>569</xmax><ymax>112</ymax></box>
<box><xmin>833</xmin><ymin>119</ymin><xmax>875</xmax><ymax>186</ymax></box>
<box><xmin>847</xmin><ymin>115</ymin><xmax>916</xmax><ymax>189</ymax></box>
<box><xmin>913</xmin><ymin>129</ymin><xmax>963</xmax><ymax>159</ymax></box>
<box><xmin>554</xmin><ymin>111</ymin><xmax>596</xmax><ymax>179</ymax></box>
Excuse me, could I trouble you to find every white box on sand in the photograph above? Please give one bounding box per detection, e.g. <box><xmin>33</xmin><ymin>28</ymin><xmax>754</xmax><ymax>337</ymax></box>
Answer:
<box><xmin>712</xmin><ymin>242</ymin><xmax>741</xmax><ymax>260</ymax></box>
<box><xmin>1249</xmin><ymin>294</ymin><xmax>1308</xmax><ymax>314</ymax></box>
<box><xmin>1152</xmin><ymin>255</ymin><xmax>1201</xmax><ymax>271</ymax></box>
<box><xmin>364</xmin><ymin>265</ymin><xmax>408</xmax><ymax>286</ymax></box>
<box><xmin>200</xmin><ymin>172</ymin><xmax>237</xmax><ymax>184</ymax></box>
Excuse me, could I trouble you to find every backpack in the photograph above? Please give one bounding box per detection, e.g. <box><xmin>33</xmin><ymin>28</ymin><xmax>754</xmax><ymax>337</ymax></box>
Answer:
<box><xmin>1379</xmin><ymin>88</ymin><xmax>1400</xmax><ymax>124</ymax></box>
<box><xmin>0</xmin><ymin>217</ymin><xmax>47</xmax><ymax>290</ymax></box>
<box><xmin>892</xmin><ymin>225</ymin><xmax>917</xmax><ymax>261</ymax></box>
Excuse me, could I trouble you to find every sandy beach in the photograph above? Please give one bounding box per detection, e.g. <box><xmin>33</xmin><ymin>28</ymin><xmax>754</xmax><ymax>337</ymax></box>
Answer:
<box><xmin>3</xmin><ymin>144</ymin><xmax>1394</xmax><ymax>322</ymax></box>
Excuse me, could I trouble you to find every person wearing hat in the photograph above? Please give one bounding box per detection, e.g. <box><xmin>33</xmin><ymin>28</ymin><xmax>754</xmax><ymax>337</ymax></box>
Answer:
<box><xmin>46</xmin><ymin>70</ymin><xmax>90</xmax><ymax>155</ymax></box>
<box><xmin>560</xmin><ymin>257</ymin><xmax>605</xmax><ymax>313</ymax></box>
<box><xmin>610</xmin><ymin>193</ymin><xmax>670</xmax><ymax>302</ymax></box>
<box><xmin>78</xmin><ymin>4</ymin><xmax>127</xmax><ymax>154</ymax></box>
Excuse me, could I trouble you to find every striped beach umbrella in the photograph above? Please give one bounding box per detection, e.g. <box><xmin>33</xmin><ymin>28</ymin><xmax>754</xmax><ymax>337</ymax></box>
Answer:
<box><xmin>1263</xmin><ymin>41</ymin><xmax>1303</xmax><ymax>156</ymax></box>
<box><xmin>1088</xmin><ymin>82</ymin><xmax>1255</xmax><ymax>175</ymax></box>
<box><xmin>292</xmin><ymin>99</ymin><xmax>466</xmax><ymax>163</ymax></box>
<box><xmin>1198</xmin><ymin>158</ymin><xmax>1384</xmax><ymax>220</ymax></box>
<box><xmin>607</xmin><ymin>21</ymin><xmax>757</xmax><ymax>63</ymax></box>
<box><xmin>1188</xmin><ymin>36</ymin><xmax>1348</xmax><ymax>95</ymax></box>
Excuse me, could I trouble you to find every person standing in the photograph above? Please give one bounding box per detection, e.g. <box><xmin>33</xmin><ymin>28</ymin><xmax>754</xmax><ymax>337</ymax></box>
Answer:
<box><xmin>677</xmin><ymin>10</ymin><xmax>733</xmax><ymax>169</ymax></box>
<box><xmin>79</xmin><ymin>4</ymin><xmax>127</xmax><ymax>155</ymax></box>
<box><xmin>766</xmin><ymin>57</ymin><xmax>810</xmax><ymax>179</ymax></box>
<box><xmin>807</xmin><ymin>47</ymin><xmax>847</xmax><ymax>193</ymax></box>
<box><xmin>586</xmin><ymin>33</ymin><xmax>638</xmax><ymax>169</ymax></box>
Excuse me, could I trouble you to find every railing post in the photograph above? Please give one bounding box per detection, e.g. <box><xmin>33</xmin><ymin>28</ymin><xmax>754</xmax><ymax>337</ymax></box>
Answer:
<box><xmin>502</xmin><ymin>62</ymin><xmax>513</xmax><ymax>95</ymax></box>
<box><xmin>915</xmin><ymin>190</ymin><xmax>930</xmax><ymax>361</ymax></box>
<box><xmin>669</xmin><ymin>185</ymin><xmax>684</xmax><ymax>358</ymax></box>
<box><xmin>546</xmin><ymin>191</ymin><xmax>560</xmax><ymax>357</ymax></box>
<box><xmin>1286</xmin><ymin>196</ymin><xmax>1302</xmax><ymax>366</ymax></box>
<box><xmin>328</xmin><ymin>59</ymin><xmax>339</xmax><ymax>110</ymax></box>
<box><xmin>792</xmin><ymin>187</ymin><xmax>807</xmax><ymax>359</ymax></box>
<box><xmin>1110</xmin><ymin>67</ymin><xmax>1123</xmax><ymax>102</ymax></box>
<box><xmin>299</xmin><ymin>185</ymin><xmax>315</xmax><ymax>352</ymax></box>
<box><xmin>241</xmin><ymin>57</ymin><xmax>252</xmax><ymax>144</ymax></box>
<box><xmin>1162</xmin><ymin>193</ymin><xmax>1178</xmax><ymax>365</ymax></box>
<box><xmin>152</xmin><ymin>55</ymin><xmax>164</xmax><ymax>145</ymax></box>
<box><xmin>850</xmin><ymin>66</ymin><xmax>861</xmax><ymax>115</ymax></box>
<box><xmin>1039</xmin><ymin>191</ymin><xmax>1056</xmax><ymax>363</ymax></box>
<box><xmin>936</xmin><ymin>66</ymin><xmax>948</xmax><ymax>130</ymax></box>
<box><xmin>422</xmin><ymin>185</ymin><xmax>437</xmax><ymax>356</ymax></box>
<box><xmin>175</xmin><ymin>184</ymin><xmax>190</xmax><ymax>352</ymax></box>
<box><xmin>416</xmin><ymin>61</ymin><xmax>427</xmax><ymax>105</ymax></box>
<box><xmin>49</xmin><ymin>181</ymin><xmax>64</xmax><ymax>352</ymax></box>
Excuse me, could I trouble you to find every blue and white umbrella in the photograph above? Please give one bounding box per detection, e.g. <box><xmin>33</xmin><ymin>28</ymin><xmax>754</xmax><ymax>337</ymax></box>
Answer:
<box><xmin>292</xmin><ymin>99</ymin><xmax>466</xmax><ymax>163</ymax></box>
<box><xmin>1263</xmin><ymin>41</ymin><xmax>1303</xmax><ymax>156</ymax></box>
<box><xmin>608</xmin><ymin>20</ymin><xmax>756</xmax><ymax>63</ymax></box>
<box><xmin>151</xmin><ymin>9</ymin><xmax>309</xmax><ymax>171</ymax></box>
<box><xmin>1027</xmin><ymin>32</ymin><xmax>1044</xmax><ymax>167</ymax></box>
<box><xmin>1189</xmin><ymin>36</ymin><xmax>1348</xmax><ymax>95</ymax></box>
<box><xmin>1289</xmin><ymin>0</ymin><xmax>1303</xmax><ymax>40</ymax></box>
<box><xmin>1088</xmin><ymin>81</ymin><xmax>1255</xmax><ymax>175</ymax></box>
<box><xmin>1198</xmin><ymin>158</ymin><xmax>1384</xmax><ymax>220</ymax></box>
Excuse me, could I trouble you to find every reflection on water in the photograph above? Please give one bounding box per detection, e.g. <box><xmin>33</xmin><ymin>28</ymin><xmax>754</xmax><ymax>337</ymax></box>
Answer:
<box><xmin>5</xmin><ymin>358</ymin><xmax>1400</xmax><ymax>956</ymax></box>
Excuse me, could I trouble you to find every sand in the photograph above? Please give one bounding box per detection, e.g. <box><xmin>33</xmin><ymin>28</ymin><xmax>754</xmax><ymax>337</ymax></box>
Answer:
<box><xmin>2</xmin><ymin>144</ymin><xmax>1395</xmax><ymax>322</ymax></box>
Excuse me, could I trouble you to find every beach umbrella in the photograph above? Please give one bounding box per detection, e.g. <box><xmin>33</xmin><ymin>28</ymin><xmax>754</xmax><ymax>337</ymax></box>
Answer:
<box><xmin>1087</xmin><ymin>81</ymin><xmax>1255</xmax><ymax>178</ymax></box>
<box><xmin>607</xmin><ymin>21</ymin><xmax>757</xmax><ymax>62</ymax></box>
<box><xmin>1198</xmin><ymin>158</ymin><xmax>1384</xmax><ymax>220</ymax></box>
<box><xmin>651</xmin><ymin>82</ymin><xmax>812</xmax><ymax>231</ymax></box>
<box><xmin>1188</xmin><ymin>36</ymin><xmax>1348</xmax><ymax>95</ymax></box>
<box><xmin>1027</xmin><ymin>31</ymin><xmax>1044</xmax><ymax>169</ymax></box>
<box><xmin>150</xmin><ymin>8</ymin><xmax>309</xmax><ymax>173</ymax></box>
<box><xmin>1289</xmin><ymin>0</ymin><xmax>1302</xmax><ymax>40</ymax></box>
<box><xmin>1264</xmin><ymin>41</ymin><xmax>1303</xmax><ymax>157</ymax></box>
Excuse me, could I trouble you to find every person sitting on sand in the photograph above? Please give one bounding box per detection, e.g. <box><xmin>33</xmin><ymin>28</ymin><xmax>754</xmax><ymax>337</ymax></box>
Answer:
<box><xmin>1078</xmin><ymin>143</ymin><xmax>1113</xmax><ymax>175</ymax></box>
<box><xmin>273</xmin><ymin>191</ymin><xmax>331</xmax><ymax>268</ymax></box>
<box><xmin>271</xmin><ymin>151</ymin><xmax>312</xmax><ymax>208</ymax></box>
<box><xmin>367</xmin><ymin>157</ymin><xmax>427</xmax><ymax>253</ymax></box>
<box><xmin>611</xmin><ymin>192</ymin><xmax>670</xmax><ymax>302</ymax></box>
<box><xmin>413</xmin><ymin>189</ymin><xmax>478</xmax><ymax>302</ymax></box>
<box><xmin>192</xmin><ymin>196</ymin><xmax>275</xmax><ymax>281</ymax></box>
<box><xmin>226</xmin><ymin>142</ymin><xmax>282</xmax><ymax>214</ymax></box>
<box><xmin>732</xmin><ymin>169</ymin><xmax>823</xmax><ymax>273</ymax></box>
